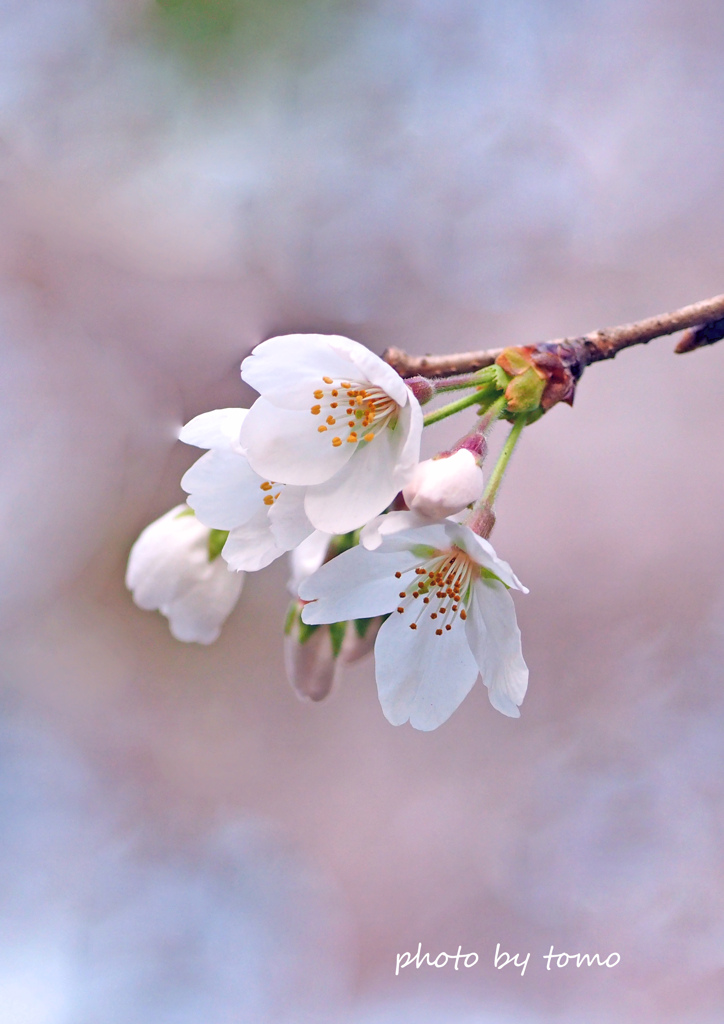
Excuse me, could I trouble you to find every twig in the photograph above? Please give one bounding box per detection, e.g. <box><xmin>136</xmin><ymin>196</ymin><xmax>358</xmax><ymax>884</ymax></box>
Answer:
<box><xmin>383</xmin><ymin>293</ymin><xmax>724</xmax><ymax>378</ymax></box>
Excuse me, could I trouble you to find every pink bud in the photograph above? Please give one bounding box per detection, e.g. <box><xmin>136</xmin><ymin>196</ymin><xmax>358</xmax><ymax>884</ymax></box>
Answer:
<box><xmin>284</xmin><ymin>615</ymin><xmax>339</xmax><ymax>703</ymax></box>
<box><xmin>402</xmin><ymin>449</ymin><xmax>484</xmax><ymax>519</ymax></box>
<box><xmin>341</xmin><ymin>617</ymin><xmax>383</xmax><ymax>664</ymax></box>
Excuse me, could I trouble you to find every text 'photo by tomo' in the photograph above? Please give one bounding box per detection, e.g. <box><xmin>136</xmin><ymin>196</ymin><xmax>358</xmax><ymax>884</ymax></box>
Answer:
<box><xmin>2</xmin><ymin>2</ymin><xmax>724</xmax><ymax>1022</ymax></box>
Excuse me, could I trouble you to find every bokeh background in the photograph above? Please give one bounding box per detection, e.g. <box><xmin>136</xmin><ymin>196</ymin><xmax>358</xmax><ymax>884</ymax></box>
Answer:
<box><xmin>2</xmin><ymin>1</ymin><xmax>724</xmax><ymax>1021</ymax></box>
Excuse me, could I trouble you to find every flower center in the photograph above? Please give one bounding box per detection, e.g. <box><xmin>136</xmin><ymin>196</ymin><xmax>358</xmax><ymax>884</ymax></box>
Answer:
<box><xmin>394</xmin><ymin>547</ymin><xmax>473</xmax><ymax>635</ymax></box>
<box><xmin>309</xmin><ymin>376</ymin><xmax>398</xmax><ymax>448</ymax></box>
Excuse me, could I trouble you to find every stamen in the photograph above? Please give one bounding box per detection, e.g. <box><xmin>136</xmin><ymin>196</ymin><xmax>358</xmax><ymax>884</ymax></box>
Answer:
<box><xmin>260</xmin><ymin>482</ymin><xmax>273</xmax><ymax>491</ymax></box>
<box><xmin>409</xmin><ymin>623</ymin><xmax>417</xmax><ymax>630</ymax></box>
<box><xmin>318</xmin><ymin>425</ymin><xmax>327</xmax><ymax>432</ymax></box>
<box><xmin>323</xmin><ymin>376</ymin><xmax>334</xmax><ymax>384</ymax></box>
<box><xmin>332</xmin><ymin>437</ymin><xmax>342</xmax><ymax>447</ymax></box>
<box><xmin>347</xmin><ymin>432</ymin><xmax>358</xmax><ymax>443</ymax></box>
<box><xmin>364</xmin><ymin>432</ymin><xmax>375</xmax><ymax>442</ymax></box>
<box><xmin>394</xmin><ymin>572</ymin><xmax>402</xmax><ymax>578</ymax></box>
<box><xmin>311</xmin><ymin>405</ymin><xmax>321</xmax><ymax>415</ymax></box>
<box><xmin>314</xmin><ymin>390</ymin><xmax>324</xmax><ymax>399</ymax></box>
<box><xmin>263</xmin><ymin>496</ymin><xmax>274</xmax><ymax>506</ymax></box>
<box><xmin>326</xmin><ymin>416</ymin><xmax>336</xmax><ymax>425</ymax></box>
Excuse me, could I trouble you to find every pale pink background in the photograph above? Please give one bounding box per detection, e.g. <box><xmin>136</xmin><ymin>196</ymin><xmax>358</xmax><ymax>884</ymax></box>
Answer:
<box><xmin>1</xmin><ymin>2</ymin><xmax>724</xmax><ymax>1021</ymax></box>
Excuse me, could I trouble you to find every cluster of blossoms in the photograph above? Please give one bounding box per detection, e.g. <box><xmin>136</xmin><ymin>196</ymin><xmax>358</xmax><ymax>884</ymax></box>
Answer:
<box><xmin>127</xmin><ymin>334</ymin><xmax>534</xmax><ymax>730</ymax></box>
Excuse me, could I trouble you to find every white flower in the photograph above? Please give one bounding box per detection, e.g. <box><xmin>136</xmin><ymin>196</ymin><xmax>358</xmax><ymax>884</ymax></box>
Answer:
<box><xmin>239</xmin><ymin>334</ymin><xmax>423</xmax><ymax>534</ymax></box>
<box><xmin>179</xmin><ymin>408</ymin><xmax>314</xmax><ymax>572</ymax></box>
<box><xmin>402</xmin><ymin>449</ymin><xmax>484</xmax><ymax>519</ymax></box>
<box><xmin>299</xmin><ymin>512</ymin><xmax>528</xmax><ymax>730</ymax></box>
<box><xmin>126</xmin><ymin>505</ymin><xmax>243</xmax><ymax>644</ymax></box>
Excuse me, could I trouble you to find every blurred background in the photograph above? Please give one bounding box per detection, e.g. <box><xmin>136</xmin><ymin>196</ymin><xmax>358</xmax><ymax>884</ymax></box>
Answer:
<box><xmin>1</xmin><ymin>0</ymin><xmax>724</xmax><ymax>1021</ymax></box>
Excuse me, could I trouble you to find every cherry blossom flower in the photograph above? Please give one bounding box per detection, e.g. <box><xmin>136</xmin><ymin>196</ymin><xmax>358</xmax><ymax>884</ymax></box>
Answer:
<box><xmin>299</xmin><ymin>513</ymin><xmax>528</xmax><ymax>730</ymax></box>
<box><xmin>180</xmin><ymin>408</ymin><xmax>314</xmax><ymax>572</ymax></box>
<box><xmin>402</xmin><ymin>449</ymin><xmax>484</xmax><ymax>519</ymax></box>
<box><xmin>239</xmin><ymin>334</ymin><xmax>423</xmax><ymax>534</ymax></box>
<box><xmin>126</xmin><ymin>505</ymin><xmax>243</xmax><ymax>644</ymax></box>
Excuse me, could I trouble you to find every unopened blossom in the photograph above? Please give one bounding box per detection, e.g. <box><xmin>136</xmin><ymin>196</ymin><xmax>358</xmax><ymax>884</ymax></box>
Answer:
<box><xmin>284</xmin><ymin>531</ymin><xmax>383</xmax><ymax>701</ymax></box>
<box><xmin>180</xmin><ymin>408</ymin><xmax>314</xmax><ymax>572</ymax></box>
<box><xmin>239</xmin><ymin>334</ymin><xmax>423</xmax><ymax>534</ymax></box>
<box><xmin>126</xmin><ymin>505</ymin><xmax>243</xmax><ymax>644</ymax></box>
<box><xmin>403</xmin><ymin>449</ymin><xmax>484</xmax><ymax>519</ymax></box>
<box><xmin>299</xmin><ymin>513</ymin><xmax>528</xmax><ymax>730</ymax></box>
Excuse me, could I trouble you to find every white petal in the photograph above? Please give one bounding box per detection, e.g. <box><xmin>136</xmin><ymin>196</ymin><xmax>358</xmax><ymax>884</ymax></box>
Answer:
<box><xmin>330</xmin><ymin>337</ymin><xmax>410</xmax><ymax>407</ymax></box>
<box><xmin>465</xmin><ymin>579</ymin><xmax>528</xmax><ymax>717</ymax></box>
<box><xmin>241</xmin><ymin>334</ymin><xmax>361</xmax><ymax>408</ymax></box>
<box><xmin>361</xmin><ymin>512</ymin><xmax>448</xmax><ymax>551</ymax></box>
<box><xmin>374</xmin><ymin>613</ymin><xmax>479</xmax><ymax>731</ymax></box>
<box><xmin>267</xmin><ymin>486</ymin><xmax>315</xmax><ymax>550</ymax></box>
<box><xmin>221</xmin><ymin>507</ymin><xmax>287</xmax><ymax>572</ymax></box>
<box><xmin>240</xmin><ymin>397</ymin><xmax>354</xmax><ymax>485</ymax></box>
<box><xmin>288</xmin><ymin>530</ymin><xmax>333</xmax><ymax>592</ymax></box>
<box><xmin>444</xmin><ymin>521</ymin><xmax>528</xmax><ymax>592</ymax></box>
<box><xmin>299</xmin><ymin>544</ymin><xmax>419</xmax><ymax>623</ymax></box>
<box><xmin>303</xmin><ymin>427</ymin><xmax>403</xmax><ymax>533</ymax></box>
<box><xmin>391</xmin><ymin>392</ymin><xmax>424</xmax><ymax>486</ymax></box>
<box><xmin>179</xmin><ymin>408</ymin><xmax>247</xmax><ymax>450</ymax></box>
<box><xmin>164</xmin><ymin>563</ymin><xmax>243</xmax><ymax>644</ymax></box>
<box><xmin>181</xmin><ymin>448</ymin><xmax>265</xmax><ymax>530</ymax></box>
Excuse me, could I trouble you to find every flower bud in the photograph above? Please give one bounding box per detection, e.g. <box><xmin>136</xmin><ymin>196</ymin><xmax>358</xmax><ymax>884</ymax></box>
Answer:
<box><xmin>404</xmin><ymin>375</ymin><xmax>435</xmax><ymax>405</ymax></box>
<box><xmin>402</xmin><ymin>449</ymin><xmax>484</xmax><ymax>519</ymax></box>
<box><xmin>341</xmin><ymin>616</ymin><xmax>384</xmax><ymax>663</ymax></box>
<box><xmin>284</xmin><ymin>601</ymin><xmax>344</xmax><ymax>702</ymax></box>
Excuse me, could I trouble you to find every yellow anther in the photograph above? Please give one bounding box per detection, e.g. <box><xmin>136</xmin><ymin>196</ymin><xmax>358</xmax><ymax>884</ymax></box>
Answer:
<box><xmin>347</xmin><ymin>432</ymin><xmax>358</xmax><ymax>443</ymax></box>
<box><xmin>460</xmin><ymin>609</ymin><xmax>467</xmax><ymax>620</ymax></box>
<box><xmin>311</xmin><ymin>405</ymin><xmax>321</xmax><ymax>415</ymax></box>
<box><xmin>331</xmin><ymin>389</ymin><xmax>338</xmax><ymax>396</ymax></box>
<box><xmin>263</xmin><ymin>495</ymin><xmax>274</xmax><ymax>506</ymax></box>
<box><xmin>341</xmin><ymin>381</ymin><xmax>351</xmax><ymax>388</ymax></box>
<box><xmin>260</xmin><ymin>482</ymin><xmax>273</xmax><ymax>491</ymax></box>
<box><xmin>273</xmin><ymin>492</ymin><xmax>281</xmax><ymax>500</ymax></box>
<box><xmin>323</xmin><ymin>376</ymin><xmax>334</xmax><ymax>384</ymax></box>
<box><xmin>364</xmin><ymin>432</ymin><xmax>375</xmax><ymax>442</ymax></box>
<box><xmin>330</xmin><ymin>402</ymin><xmax>338</xmax><ymax>408</ymax></box>
<box><xmin>326</xmin><ymin>415</ymin><xmax>336</xmax><ymax>425</ymax></box>
<box><xmin>348</xmin><ymin>420</ymin><xmax>355</xmax><ymax>427</ymax></box>
<box><xmin>314</xmin><ymin>390</ymin><xmax>324</xmax><ymax>399</ymax></box>
<box><xmin>332</xmin><ymin>437</ymin><xmax>342</xmax><ymax>447</ymax></box>
<box><xmin>318</xmin><ymin>425</ymin><xmax>328</xmax><ymax>432</ymax></box>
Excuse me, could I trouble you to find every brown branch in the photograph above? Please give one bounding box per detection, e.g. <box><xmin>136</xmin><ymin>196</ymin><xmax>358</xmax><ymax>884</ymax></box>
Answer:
<box><xmin>383</xmin><ymin>292</ymin><xmax>724</xmax><ymax>378</ymax></box>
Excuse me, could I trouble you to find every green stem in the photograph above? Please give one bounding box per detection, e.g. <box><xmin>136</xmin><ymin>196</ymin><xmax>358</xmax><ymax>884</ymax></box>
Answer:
<box><xmin>433</xmin><ymin>373</ymin><xmax>487</xmax><ymax>394</ymax></box>
<box><xmin>481</xmin><ymin>415</ymin><xmax>526</xmax><ymax>507</ymax></box>
<box><xmin>423</xmin><ymin>390</ymin><xmax>484</xmax><ymax>427</ymax></box>
<box><xmin>477</xmin><ymin>394</ymin><xmax>507</xmax><ymax>432</ymax></box>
